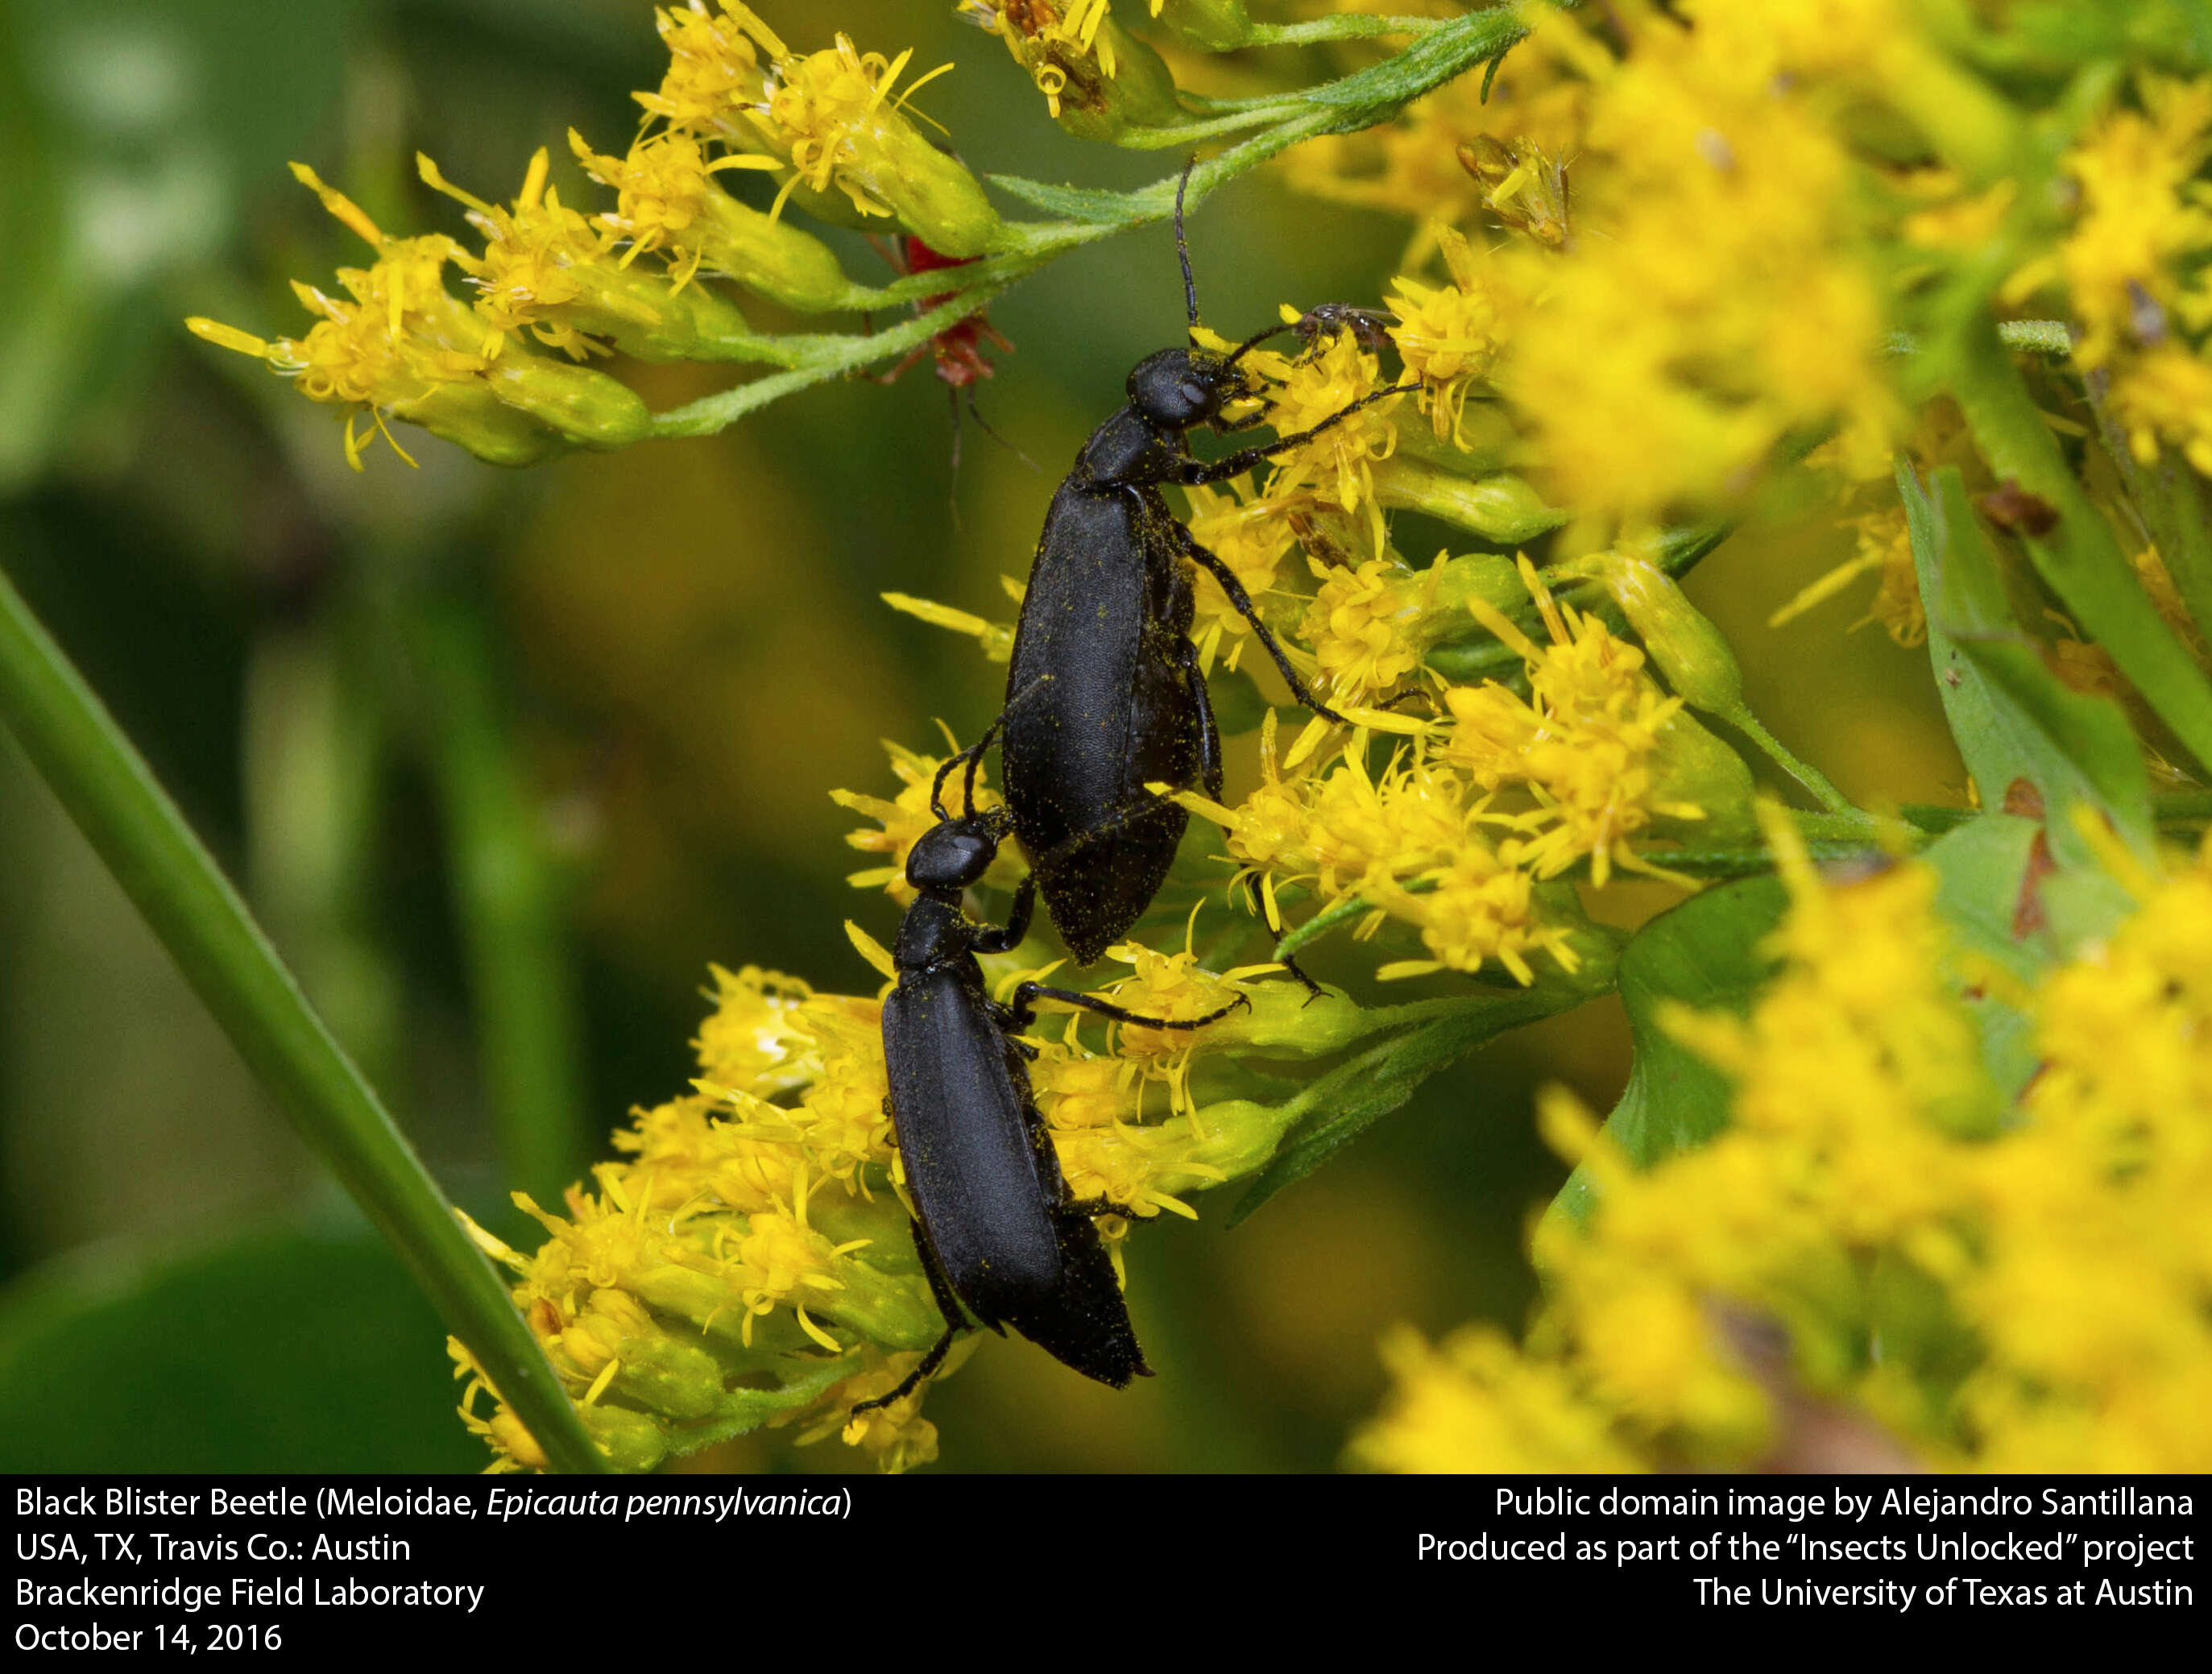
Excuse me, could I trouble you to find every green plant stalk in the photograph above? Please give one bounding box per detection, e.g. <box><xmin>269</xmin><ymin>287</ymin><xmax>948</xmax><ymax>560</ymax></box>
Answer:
<box><xmin>0</xmin><ymin>566</ymin><xmax>606</xmax><ymax>1474</ymax></box>
<box><xmin>1948</xmin><ymin>313</ymin><xmax>2212</xmax><ymax>773</ymax></box>
<box><xmin>1720</xmin><ymin>702</ymin><xmax>1861</xmax><ymax>816</ymax></box>
<box><xmin>416</xmin><ymin>599</ymin><xmax>588</xmax><ymax>1210</ymax></box>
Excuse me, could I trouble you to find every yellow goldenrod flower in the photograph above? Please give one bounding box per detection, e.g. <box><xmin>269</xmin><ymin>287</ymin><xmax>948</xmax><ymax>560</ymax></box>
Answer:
<box><xmin>566</xmin><ymin>130</ymin><xmax>859</xmax><ymax>310</ymax></box>
<box><xmin>958</xmin><ymin>0</ymin><xmax>1182</xmax><ymax>139</ymax></box>
<box><xmin>639</xmin><ymin>1</ymin><xmax>773</xmax><ymax>135</ymax></box>
<box><xmin>715</xmin><ymin>6</ymin><xmax>1002</xmax><ymax>255</ymax></box>
<box><xmin>419</xmin><ymin>149</ymin><xmax>759</xmax><ymax>362</ymax></box>
<box><xmin>186</xmin><ymin>164</ymin><xmax>647</xmax><ymax>468</ymax></box>
<box><xmin>1285</xmin><ymin>36</ymin><xmax>1591</xmax><ymax>263</ymax></box>
<box><xmin>1386</xmin><ymin>224</ymin><xmax>1509</xmax><ymax>444</ymax></box>
<box><xmin>1182</xmin><ymin>484</ymin><xmax>1298</xmax><ymax>673</ymax></box>
<box><xmin>1248</xmin><ymin>325</ymin><xmax>1405</xmax><ymax>541</ymax></box>
<box><xmin>1455</xmin><ymin>135</ymin><xmax>1572</xmax><ymax>250</ymax></box>
<box><xmin>1447</xmin><ymin>557</ymin><xmax>1734</xmax><ymax>883</ymax></box>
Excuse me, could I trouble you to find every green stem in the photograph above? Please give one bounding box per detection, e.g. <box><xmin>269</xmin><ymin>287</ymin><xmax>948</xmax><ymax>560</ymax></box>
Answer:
<box><xmin>1721</xmin><ymin>703</ymin><xmax>1859</xmax><ymax>816</ymax></box>
<box><xmin>648</xmin><ymin>287</ymin><xmax>1013</xmax><ymax>438</ymax></box>
<box><xmin>415</xmin><ymin>598</ymin><xmax>588</xmax><ymax>1210</ymax></box>
<box><xmin>0</xmin><ymin>566</ymin><xmax>606</xmax><ymax>1475</ymax></box>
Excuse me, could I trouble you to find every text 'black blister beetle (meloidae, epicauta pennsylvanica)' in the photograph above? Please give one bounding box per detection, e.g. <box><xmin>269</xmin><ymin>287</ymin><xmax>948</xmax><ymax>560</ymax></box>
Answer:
<box><xmin>855</xmin><ymin>731</ymin><xmax>1249</xmax><ymax>1414</ymax></box>
<box><xmin>998</xmin><ymin>166</ymin><xmax>1410</xmax><ymax>966</ymax></box>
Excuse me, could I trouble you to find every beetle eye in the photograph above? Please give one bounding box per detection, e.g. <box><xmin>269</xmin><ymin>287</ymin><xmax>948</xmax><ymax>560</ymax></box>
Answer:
<box><xmin>1179</xmin><ymin>380</ymin><xmax>1210</xmax><ymax>411</ymax></box>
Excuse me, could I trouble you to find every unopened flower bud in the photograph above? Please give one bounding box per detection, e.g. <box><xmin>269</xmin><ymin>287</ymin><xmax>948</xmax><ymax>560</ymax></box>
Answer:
<box><xmin>482</xmin><ymin>356</ymin><xmax>650</xmax><ymax>450</ymax></box>
<box><xmin>1601</xmin><ymin>552</ymin><xmax>1745</xmax><ymax>716</ymax></box>
<box><xmin>1375</xmin><ymin>458</ymin><xmax>1565</xmax><ymax>544</ymax></box>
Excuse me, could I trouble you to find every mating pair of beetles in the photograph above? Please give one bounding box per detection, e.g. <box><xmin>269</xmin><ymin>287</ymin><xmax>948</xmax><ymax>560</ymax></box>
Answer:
<box><xmin>858</xmin><ymin>176</ymin><xmax>1406</xmax><ymax>1413</ymax></box>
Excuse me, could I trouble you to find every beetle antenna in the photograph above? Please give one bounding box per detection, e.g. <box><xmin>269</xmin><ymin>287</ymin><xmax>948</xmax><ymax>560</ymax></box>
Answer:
<box><xmin>1175</xmin><ymin>159</ymin><xmax>1199</xmax><ymax>332</ymax></box>
<box><xmin>1221</xmin><ymin>321</ymin><xmax>1299</xmax><ymax>370</ymax></box>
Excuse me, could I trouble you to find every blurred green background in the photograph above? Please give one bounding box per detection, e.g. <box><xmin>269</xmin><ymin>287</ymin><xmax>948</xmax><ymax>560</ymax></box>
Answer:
<box><xmin>0</xmin><ymin>0</ymin><xmax>1966</xmax><ymax>1472</ymax></box>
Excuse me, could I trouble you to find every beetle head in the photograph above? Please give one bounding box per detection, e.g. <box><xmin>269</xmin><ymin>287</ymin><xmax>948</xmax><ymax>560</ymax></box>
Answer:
<box><xmin>1126</xmin><ymin>347</ymin><xmax>1247</xmax><ymax>432</ymax></box>
<box><xmin>906</xmin><ymin>813</ymin><xmax>1000</xmax><ymax>894</ymax></box>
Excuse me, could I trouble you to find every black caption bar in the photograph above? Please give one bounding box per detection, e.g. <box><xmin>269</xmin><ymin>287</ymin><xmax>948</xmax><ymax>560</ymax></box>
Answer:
<box><xmin>6</xmin><ymin>1474</ymin><xmax>2202</xmax><ymax>1647</ymax></box>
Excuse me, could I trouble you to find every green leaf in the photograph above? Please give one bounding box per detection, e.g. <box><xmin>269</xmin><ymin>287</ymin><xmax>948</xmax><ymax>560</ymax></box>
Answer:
<box><xmin>984</xmin><ymin>175</ymin><xmax>1154</xmax><ymax>224</ymax></box>
<box><xmin>1228</xmin><ymin>989</ymin><xmax>1567</xmax><ymax>1225</ymax></box>
<box><xmin>1903</xmin><ymin>464</ymin><xmax>2154</xmax><ymax>869</ymax></box>
<box><xmin>0</xmin><ymin>1224</ymin><xmax>487</xmax><ymax>1472</ymax></box>
<box><xmin>1551</xmin><ymin>877</ymin><xmax>1788</xmax><ymax>1224</ymax></box>
<box><xmin>1921</xmin><ymin>813</ymin><xmax>2046</xmax><ymax>1097</ymax></box>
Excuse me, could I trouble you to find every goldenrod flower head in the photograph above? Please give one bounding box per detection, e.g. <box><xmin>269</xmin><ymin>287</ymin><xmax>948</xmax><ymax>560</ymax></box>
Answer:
<box><xmin>1442</xmin><ymin>558</ymin><xmax>1713</xmax><ymax>884</ymax></box>
<box><xmin>418</xmin><ymin>149</ymin><xmax>760</xmax><ymax>367</ymax></box>
<box><xmin>1387</xmin><ymin>225</ymin><xmax>1507</xmax><ymax>443</ymax></box>
<box><xmin>571</xmin><ymin>130</ymin><xmax>756</xmax><ymax>281</ymax></box>
<box><xmin>1304</xmin><ymin>736</ymin><xmax>1469</xmax><ymax>904</ymax></box>
<box><xmin>1285</xmin><ymin>32</ymin><xmax>1590</xmax><ymax>262</ymax></box>
<box><xmin>690</xmin><ymin>6</ymin><xmax>999</xmax><ymax>255</ymax></box>
<box><xmin>1455</xmin><ymin>135</ymin><xmax>1572</xmax><ymax>250</ymax></box>
<box><xmin>1170</xmin><ymin>710</ymin><xmax>1322</xmax><ymax>880</ymax></box>
<box><xmin>1299</xmin><ymin>557</ymin><xmax>1431</xmax><ymax>705</ymax></box>
<box><xmin>831</xmin><ymin>739</ymin><xmax>1015</xmax><ymax>901</ymax></box>
<box><xmin>694</xmin><ymin>964</ymin><xmax>831</xmax><ymax>1096</ymax></box>
<box><xmin>419</xmin><ymin>150</ymin><xmax>612</xmax><ymax>358</ymax></box>
<box><xmin>1373</xmin><ymin>835</ymin><xmax>1580</xmax><ymax>986</ymax></box>
<box><xmin>1250</xmin><ymin>325</ymin><xmax>1404</xmax><ymax>533</ymax></box>
<box><xmin>640</xmin><ymin>1</ymin><xmax>770</xmax><ymax>135</ymax></box>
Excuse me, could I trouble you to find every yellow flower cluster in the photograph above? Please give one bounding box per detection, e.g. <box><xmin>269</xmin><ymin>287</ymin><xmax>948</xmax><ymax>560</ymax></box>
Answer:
<box><xmin>186</xmin><ymin>166</ymin><xmax>650</xmax><ymax>470</ymax></box>
<box><xmin>189</xmin><ymin>3</ymin><xmax>1001</xmax><ymax>466</ymax></box>
<box><xmin>1291</xmin><ymin>1</ymin><xmax>1916</xmax><ymax>521</ymax></box>
<box><xmin>1156</xmin><ymin>551</ymin><xmax>1745</xmax><ymax>986</ymax></box>
<box><xmin>1354</xmin><ymin>822</ymin><xmax>2212</xmax><ymax>1472</ymax></box>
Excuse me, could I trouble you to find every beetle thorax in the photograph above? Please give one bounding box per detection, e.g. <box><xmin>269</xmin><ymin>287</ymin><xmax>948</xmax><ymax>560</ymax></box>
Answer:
<box><xmin>893</xmin><ymin>893</ymin><xmax>974</xmax><ymax>974</ymax></box>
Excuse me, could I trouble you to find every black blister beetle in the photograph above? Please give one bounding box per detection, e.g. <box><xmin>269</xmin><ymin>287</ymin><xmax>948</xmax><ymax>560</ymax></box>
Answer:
<box><xmin>859</xmin><ymin>740</ymin><xmax>1248</xmax><ymax>1412</ymax></box>
<box><xmin>1000</xmin><ymin>170</ymin><xmax>1408</xmax><ymax>963</ymax></box>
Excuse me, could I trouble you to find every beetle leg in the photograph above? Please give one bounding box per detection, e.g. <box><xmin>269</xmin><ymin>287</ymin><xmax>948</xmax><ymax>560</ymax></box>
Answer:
<box><xmin>850</xmin><ymin>1221</ymin><xmax>971</xmax><ymax>1415</ymax></box>
<box><xmin>1245</xmin><ymin>872</ymin><xmax>1325</xmax><ymax>1001</ymax></box>
<box><xmin>1167</xmin><ymin>516</ymin><xmax>1348</xmax><ymax>726</ymax></box>
<box><xmin>1011</xmin><ymin>983</ymin><xmax>1251</xmax><ymax>1032</ymax></box>
<box><xmin>1165</xmin><ymin>379</ymin><xmax>1420</xmax><ymax>488</ymax></box>
<box><xmin>971</xmin><ymin>873</ymin><xmax>1037</xmax><ymax>955</ymax></box>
